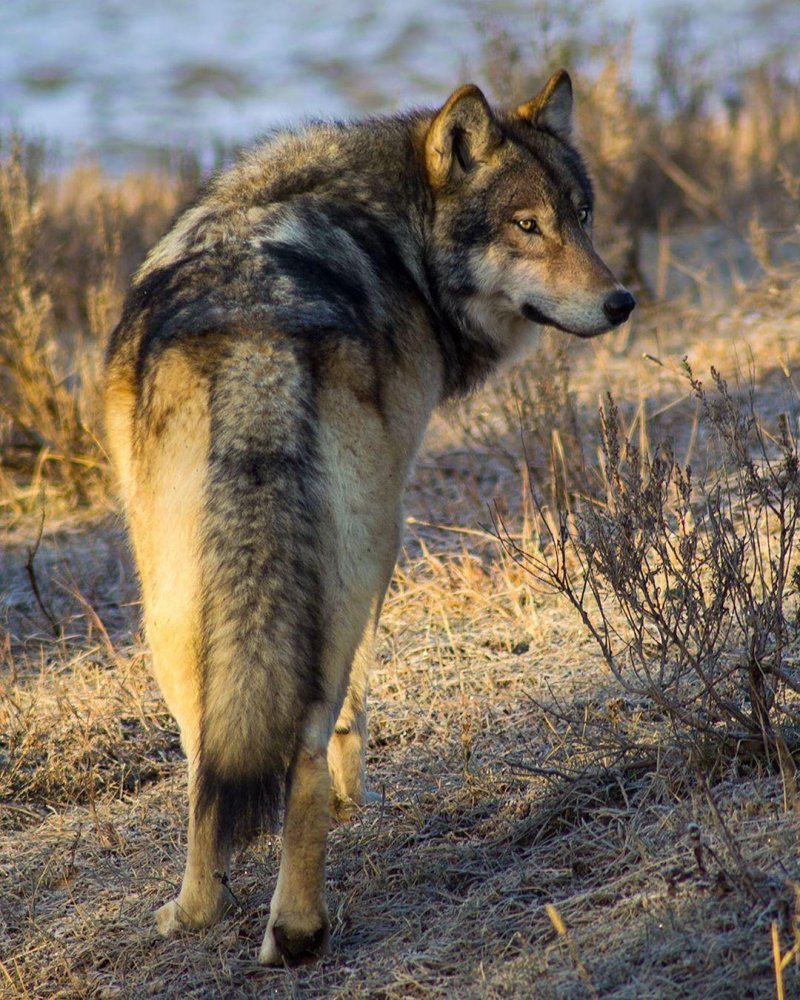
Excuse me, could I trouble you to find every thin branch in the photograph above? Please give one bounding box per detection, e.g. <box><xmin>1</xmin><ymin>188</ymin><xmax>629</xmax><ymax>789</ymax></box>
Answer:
<box><xmin>25</xmin><ymin>503</ymin><xmax>60</xmax><ymax>637</ymax></box>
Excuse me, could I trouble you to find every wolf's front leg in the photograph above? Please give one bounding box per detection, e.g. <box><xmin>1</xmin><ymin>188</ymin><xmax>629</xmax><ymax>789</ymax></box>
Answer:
<box><xmin>259</xmin><ymin>703</ymin><xmax>333</xmax><ymax>966</ymax></box>
<box><xmin>328</xmin><ymin>635</ymin><xmax>371</xmax><ymax>821</ymax></box>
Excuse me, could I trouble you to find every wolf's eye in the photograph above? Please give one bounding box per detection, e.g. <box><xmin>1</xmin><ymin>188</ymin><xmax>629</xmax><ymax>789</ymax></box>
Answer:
<box><xmin>577</xmin><ymin>206</ymin><xmax>591</xmax><ymax>225</ymax></box>
<box><xmin>516</xmin><ymin>218</ymin><xmax>541</xmax><ymax>234</ymax></box>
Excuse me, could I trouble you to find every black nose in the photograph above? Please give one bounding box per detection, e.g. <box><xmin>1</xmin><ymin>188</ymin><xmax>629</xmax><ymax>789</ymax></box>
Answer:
<box><xmin>603</xmin><ymin>289</ymin><xmax>636</xmax><ymax>326</ymax></box>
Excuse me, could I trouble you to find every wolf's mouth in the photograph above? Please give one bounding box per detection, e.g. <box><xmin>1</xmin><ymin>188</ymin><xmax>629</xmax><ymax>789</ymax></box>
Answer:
<box><xmin>522</xmin><ymin>302</ymin><xmax>560</xmax><ymax>328</ymax></box>
<box><xmin>521</xmin><ymin>302</ymin><xmax>605</xmax><ymax>338</ymax></box>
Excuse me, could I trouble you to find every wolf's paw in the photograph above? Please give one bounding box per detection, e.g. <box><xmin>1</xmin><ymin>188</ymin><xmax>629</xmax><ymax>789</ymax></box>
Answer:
<box><xmin>155</xmin><ymin>899</ymin><xmax>191</xmax><ymax>936</ymax></box>
<box><xmin>155</xmin><ymin>890</ymin><xmax>229</xmax><ymax>936</ymax></box>
<box><xmin>330</xmin><ymin>790</ymin><xmax>360</xmax><ymax>824</ymax></box>
<box><xmin>258</xmin><ymin>914</ymin><xmax>330</xmax><ymax>966</ymax></box>
<box><xmin>330</xmin><ymin>786</ymin><xmax>381</xmax><ymax>823</ymax></box>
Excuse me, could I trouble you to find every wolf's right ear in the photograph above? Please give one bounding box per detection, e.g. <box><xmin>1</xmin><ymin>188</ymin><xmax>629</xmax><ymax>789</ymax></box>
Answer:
<box><xmin>515</xmin><ymin>69</ymin><xmax>573</xmax><ymax>140</ymax></box>
<box><xmin>425</xmin><ymin>85</ymin><xmax>501</xmax><ymax>188</ymax></box>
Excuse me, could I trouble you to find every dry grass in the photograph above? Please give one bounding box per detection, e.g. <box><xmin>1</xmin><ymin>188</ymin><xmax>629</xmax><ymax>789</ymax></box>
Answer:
<box><xmin>0</xmin><ymin>141</ymin><xmax>198</xmax><ymax>527</ymax></box>
<box><xmin>3</xmin><ymin>61</ymin><xmax>800</xmax><ymax>999</ymax></box>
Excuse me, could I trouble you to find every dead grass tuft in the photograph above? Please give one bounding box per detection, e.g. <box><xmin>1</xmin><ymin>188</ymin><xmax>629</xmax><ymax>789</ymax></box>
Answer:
<box><xmin>0</xmin><ymin>141</ymin><xmax>196</xmax><ymax>527</ymax></box>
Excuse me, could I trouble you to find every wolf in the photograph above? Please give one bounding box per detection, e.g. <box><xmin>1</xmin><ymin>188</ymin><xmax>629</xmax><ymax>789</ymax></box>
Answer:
<box><xmin>104</xmin><ymin>69</ymin><xmax>634</xmax><ymax>966</ymax></box>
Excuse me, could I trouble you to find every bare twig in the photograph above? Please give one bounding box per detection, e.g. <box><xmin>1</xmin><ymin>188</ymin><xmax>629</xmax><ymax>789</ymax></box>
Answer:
<box><xmin>25</xmin><ymin>504</ymin><xmax>59</xmax><ymax>637</ymax></box>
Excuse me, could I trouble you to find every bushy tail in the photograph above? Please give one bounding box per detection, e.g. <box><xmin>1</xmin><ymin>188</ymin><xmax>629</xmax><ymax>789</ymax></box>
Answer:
<box><xmin>194</xmin><ymin>343</ymin><xmax>326</xmax><ymax>847</ymax></box>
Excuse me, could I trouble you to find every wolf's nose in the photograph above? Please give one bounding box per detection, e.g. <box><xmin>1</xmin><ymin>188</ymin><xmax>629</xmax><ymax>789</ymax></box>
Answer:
<box><xmin>603</xmin><ymin>289</ymin><xmax>636</xmax><ymax>326</ymax></box>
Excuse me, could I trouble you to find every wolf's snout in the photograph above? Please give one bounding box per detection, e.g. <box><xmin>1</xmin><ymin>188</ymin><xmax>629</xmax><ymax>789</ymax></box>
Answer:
<box><xmin>603</xmin><ymin>289</ymin><xmax>635</xmax><ymax>327</ymax></box>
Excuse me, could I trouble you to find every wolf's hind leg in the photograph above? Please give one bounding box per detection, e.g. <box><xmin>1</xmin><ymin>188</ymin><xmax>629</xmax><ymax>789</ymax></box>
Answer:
<box><xmin>259</xmin><ymin>703</ymin><xmax>334</xmax><ymax>966</ymax></box>
<box><xmin>155</xmin><ymin>759</ymin><xmax>234</xmax><ymax>934</ymax></box>
<box><xmin>148</xmin><ymin>642</ymin><xmax>234</xmax><ymax>933</ymax></box>
<box><xmin>142</xmin><ymin>555</ymin><xmax>234</xmax><ymax>935</ymax></box>
<box><xmin>125</xmin><ymin>353</ymin><xmax>233</xmax><ymax>934</ymax></box>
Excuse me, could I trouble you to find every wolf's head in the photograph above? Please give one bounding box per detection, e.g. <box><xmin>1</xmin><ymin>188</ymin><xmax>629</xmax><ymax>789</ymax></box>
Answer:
<box><xmin>424</xmin><ymin>70</ymin><xmax>634</xmax><ymax>342</ymax></box>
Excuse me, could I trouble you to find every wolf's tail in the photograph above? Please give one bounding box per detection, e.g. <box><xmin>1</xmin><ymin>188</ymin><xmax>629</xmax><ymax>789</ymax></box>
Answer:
<box><xmin>194</xmin><ymin>342</ymin><xmax>326</xmax><ymax>847</ymax></box>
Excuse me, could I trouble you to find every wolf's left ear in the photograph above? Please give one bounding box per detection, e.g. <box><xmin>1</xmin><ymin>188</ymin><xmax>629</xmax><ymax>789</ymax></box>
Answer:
<box><xmin>426</xmin><ymin>84</ymin><xmax>502</xmax><ymax>188</ymax></box>
<box><xmin>515</xmin><ymin>69</ymin><xmax>573</xmax><ymax>140</ymax></box>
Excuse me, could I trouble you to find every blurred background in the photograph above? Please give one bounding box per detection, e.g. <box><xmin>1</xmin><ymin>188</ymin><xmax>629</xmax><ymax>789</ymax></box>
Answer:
<box><xmin>1</xmin><ymin>0</ymin><xmax>799</xmax><ymax>170</ymax></box>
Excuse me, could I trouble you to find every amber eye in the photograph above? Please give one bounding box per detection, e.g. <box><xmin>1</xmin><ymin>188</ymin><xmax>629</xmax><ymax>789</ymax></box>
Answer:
<box><xmin>516</xmin><ymin>218</ymin><xmax>541</xmax><ymax>234</ymax></box>
<box><xmin>577</xmin><ymin>206</ymin><xmax>591</xmax><ymax>225</ymax></box>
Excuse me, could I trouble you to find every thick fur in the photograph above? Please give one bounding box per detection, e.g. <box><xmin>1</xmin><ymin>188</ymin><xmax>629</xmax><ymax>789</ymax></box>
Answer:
<box><xmin>105</xmin><ymin>69</ymin><xmax>634</xmax><ymax>965</ymax></box>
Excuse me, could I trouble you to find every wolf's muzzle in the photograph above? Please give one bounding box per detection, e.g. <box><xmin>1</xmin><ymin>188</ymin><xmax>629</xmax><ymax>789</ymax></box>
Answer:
<box><xmin>603</xmin><ymin>289</ymin><xmax>636</xmax><ymax>327</ymax></box>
